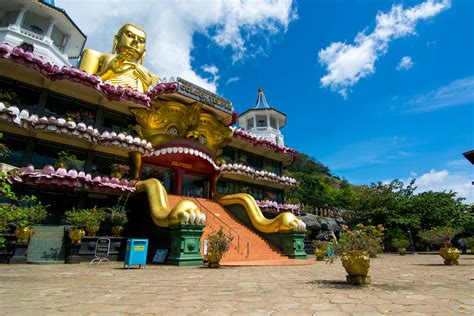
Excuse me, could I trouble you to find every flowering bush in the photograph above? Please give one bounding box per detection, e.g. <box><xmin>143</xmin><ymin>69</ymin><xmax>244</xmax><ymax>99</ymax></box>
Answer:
<box><xmin>110</xmin><ymin>163</ymin><xmax>130</xmax><ymax>174</ymax></box>
<box><xmin>207</xmin><ymin>227</ymin><xmax>234</xmax><ymax>258</ymax></box>
<box><xmin>418</xmin><ymin>226</ymin><xmax>463</xmax><ymax>247</ymax></box>
<box><xmin>334</xmin><ymin>224</ymin><xmax>384</xmax><ymax>258</ymax></box>
<box><xmin>103</xmin><ymin>195</ymin><xmax>129</xmax><ymax>226</ymax></box>
<box><xmin>65</xmin><ymin>110</ymin><xmax>95</xmax><ymax>123</ymax></box>
<box><xmin>56</xmin><ymin>151</ymin><xmax>80</xmax><ymax>168</ymax></box>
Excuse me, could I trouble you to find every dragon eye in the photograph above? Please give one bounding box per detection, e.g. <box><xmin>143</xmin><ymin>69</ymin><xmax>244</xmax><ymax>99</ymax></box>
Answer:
<box><xmin>199</xmin><ymin>135</ymin><xmax>206</xmax><ymax>144</ymax></box>
<box><xmin>167</xmin><ymin>127</ymin><xmax>178</xmax><ymax>136</ymax></box>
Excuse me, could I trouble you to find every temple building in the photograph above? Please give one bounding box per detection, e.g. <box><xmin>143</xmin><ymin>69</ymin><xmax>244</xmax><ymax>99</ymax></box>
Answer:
<box><xmin>0</xmin><ymin>0</ymin><xmax>306</xmax><ymax>265</ymax></box>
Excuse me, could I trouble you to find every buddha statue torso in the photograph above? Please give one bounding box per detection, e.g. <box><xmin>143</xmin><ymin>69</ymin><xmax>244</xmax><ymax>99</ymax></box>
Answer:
<box><xmin>79</xmin><ymin>23</ymin><xmax>159</xmax><ymax>93</ymax></box>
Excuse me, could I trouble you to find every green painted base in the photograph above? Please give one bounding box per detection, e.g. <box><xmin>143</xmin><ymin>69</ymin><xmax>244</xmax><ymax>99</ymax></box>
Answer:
<box><xmin>166</xmin><ymin>223</ymin><xmax>205</xmax><ymax>266</ymax></box>
<box><xmin>276</xmin><ymin>230</ymin><xmax>307</xmax><ymax>259</ymax></box>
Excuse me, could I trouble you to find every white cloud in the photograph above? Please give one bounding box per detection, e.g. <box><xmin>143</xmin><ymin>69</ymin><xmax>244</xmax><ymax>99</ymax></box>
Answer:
<box><xmin>446</xmin><ymin>159</ymin><xmax>471</xmax><ymax>168</ymax></box>
<box><xmin>201</xmin><ymin>64</ymin><xmax>220</xmax><ymax>84</ymax></box>
<box><xmin>396</xmin><ymin>56</ymin><xmax>414</xmax><ymax>71</ymax></box>
<box><xmin>318</xmin><ymin>0</ymin><xmax>450</xmax><ymax>97</ymax></box>
<box><xmin>226</xmin><ymin>77</ymin><xmax>240</xmax><ymax>85</ymax></box>
<box><xmin>58</xmin><ymin>0</ymin><xmax>296</xmax><ymax>92</ymax></box>
<box><xmin>405</xmin><ymin>76</ymin><xmax>474</xmax><ymax>113</ymax></box>
<box><xmin>403</xmin><ymin>169</ymin><xmax>473</xmax><ymax>203</ymax></box>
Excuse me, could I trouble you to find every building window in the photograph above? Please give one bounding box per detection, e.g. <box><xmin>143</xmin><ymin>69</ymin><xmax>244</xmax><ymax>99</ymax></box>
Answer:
<box><xmin>0</xmin><ymin>133</ymin><xmax>28</xmax><ymax>167</ymax></box>
<box><xmin>1</xmin><ymin>11</ymin><xmax>19</xmax><ymax>27</ymax></box>
<box><xmin>51</xmin><ymin>25</ymin><xmax>65</xmax><ymax>51</ymax></box>
<box><xmin>101</xmin><ymin>109</ymin><xmax>135</xmax><ymax>134</ymax></box>
<box><xmin>90</xmin><ymin>153</ymin><xmax>129</xmax><ymax>177</ymax></box>
<box><xmin>182</xmin><ymin>173</ymin><xmax>209</xmax><ymax>198</ymax></box>
<box><xmin>246</xmin><ymin>118</ymin><xmax>254</xmax><ymax>129</ymax></box>
<box><xmin>256</xmin><ymin>115</ymin><xmax>267</xmax><ymax>127</ymax></box>
<box><xmin>0</xmin><ymin>77</ymin><xmax>41</xmax><ymax>112</ymax></box>
<box><xmin>269</xmin><ymin>116</ymin><xmax>277</xmax><ymax>129</ymax></box>
<box><xmin>45</xmin><ymin>92</ymin><xmax>97</xmax><ymax>124</ymax></box>
<box><xmin>221</xmin><ymin>147</ymin><xmax>238</xmax><ymax>164</ymax></box>
<box><xmin>140</xmin><ymin>164</ymin><xmax>175</xmax><ymax>194</ymax></box>
<box><xmin>22</xmin><ymin>12</ymin><xmax>49</xmax><ymax>35</ymax></box>
<box><xmin>30</xmin><ymin>140</ymin><xmax>86</xmax><ymax>169</ymax></box>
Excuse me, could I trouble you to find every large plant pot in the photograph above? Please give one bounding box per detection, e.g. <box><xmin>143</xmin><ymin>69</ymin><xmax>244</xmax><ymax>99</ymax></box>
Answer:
<box><xmin>85</xmin><ymin>225</ymin><xmax>99</xmax><ymax>236</ymax></box>
<box><xmin>341</xmin><ymin>251</ymin><xmax>371</xmax><ymax>285</ymax></box>
<box><xmin>54</xmin><ymin>161</ymin><xmax>68</xmax><ymax>169</ymax></box>
<box><xmin>111</xmin><ymin>171</ymin><xmax>123</xmax><ymax>179</ymax></box>
<box><xmin>315</xmin><ymin>249</ymin><xmax>325</xmax><ymax>261</ymax></box>
<box><xmin>439</xmin><ymin>247</ymin><xmax>460</xmax><ymax>265</ymax></box>
<box><xmin>68</xmin><ymin>228</ymin><xmax>85</xmax><ymax>245</ymax></box>
<box><xmin>15</xmin><ymin>227</ymin><xmax>34</xmax><ymax>243</ymax></box>
<box><xmin>111</xmin><ymin>225</ymin><xmax>124</xmax><ymax>236</ymax></box>
<box><xmin>398</xmin><ymin>248</ymin><xmax>407</xmax><ymax>256</ymax></box>
<box><xmin>207</xmin><ymin>253</ymin><xmax>222</xmax><ymax>268</ymax></box>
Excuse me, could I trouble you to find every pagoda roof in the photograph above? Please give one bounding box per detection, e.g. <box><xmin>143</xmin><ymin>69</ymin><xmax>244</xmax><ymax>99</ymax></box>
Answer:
<box><xmin>238</xmin><ymin>88</ymin><xmax>287</xmax><ymax>127</ymax></box>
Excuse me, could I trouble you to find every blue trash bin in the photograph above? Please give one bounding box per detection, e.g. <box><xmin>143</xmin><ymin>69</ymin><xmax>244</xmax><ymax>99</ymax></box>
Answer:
<box><xmin>124</xmin><ymin>239</ymin><xmax>148</xmax><ymax>270</ymax></box>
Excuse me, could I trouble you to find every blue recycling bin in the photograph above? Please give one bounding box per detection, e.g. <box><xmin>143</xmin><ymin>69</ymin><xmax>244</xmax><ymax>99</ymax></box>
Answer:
<box><xmin>124</xmin><ymin>239</ymin><xmax>148</xmax><ymax>269</ymax></box>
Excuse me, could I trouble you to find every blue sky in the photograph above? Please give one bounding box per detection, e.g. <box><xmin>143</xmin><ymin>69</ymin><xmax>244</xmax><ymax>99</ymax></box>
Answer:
<box><xmin>60</xmin><ymin>0</ymin><xmax>473</xmax><ymax>202</ymax></box>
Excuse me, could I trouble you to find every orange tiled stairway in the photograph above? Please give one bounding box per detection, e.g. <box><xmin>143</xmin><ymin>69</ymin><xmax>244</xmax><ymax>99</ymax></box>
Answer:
<box><xmin>168</xmin><ymin>195</ymin><xmax>313</xmax><ymax>266</ymax></box>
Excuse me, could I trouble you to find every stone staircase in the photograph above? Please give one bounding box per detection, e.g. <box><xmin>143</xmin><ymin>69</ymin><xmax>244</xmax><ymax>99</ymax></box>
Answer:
<box><xmin>167</xmin><ymin>195</ymin><xmax>291</xmax><ymax>264</ymax></box>
<box><xmin>195</xmin><ymin>197</ymin><xmax>291</xmax><ymax>263</ymax></box>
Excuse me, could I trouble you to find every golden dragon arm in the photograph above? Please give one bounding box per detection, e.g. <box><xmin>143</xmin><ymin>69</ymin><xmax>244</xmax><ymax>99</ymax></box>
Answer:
<box><xmin>136</xmin><ymin>178</ymin><xmax>206</xmax><ymax>227</ymax></box>
<box><xmin>213</xmin><ymin>193</ymin><xmax>306</xmax><ymax>233</ymax></box>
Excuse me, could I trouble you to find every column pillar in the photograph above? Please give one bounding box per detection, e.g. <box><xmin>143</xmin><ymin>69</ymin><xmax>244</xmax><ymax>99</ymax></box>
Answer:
<box><xmin>14</xmin><ymin>8</ymin><xmax>27</xmax><ymax>28</ymax></box>
<box><xmin>45</xmin><ymin>19</ymin><xmax>55</xmax><ymax>38</ymax></box>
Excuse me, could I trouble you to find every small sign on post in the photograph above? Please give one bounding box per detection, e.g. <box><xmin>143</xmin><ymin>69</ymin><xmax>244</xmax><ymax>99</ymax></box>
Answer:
<box><xmin>152</xmin><ymin>249</ymin><xmax>168</xmax><ymax>263</ymax></box>
<box><xmin>90</xmin><ymin>238</ymin><xmax>110</xmax><ymax>265</ymax></box>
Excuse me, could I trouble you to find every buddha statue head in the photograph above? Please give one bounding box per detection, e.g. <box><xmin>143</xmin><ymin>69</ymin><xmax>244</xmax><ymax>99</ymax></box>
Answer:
<box><xmin>112</xmin><ymin>23</ymin><xmax>147</xmax><ymax>64</ymax></box>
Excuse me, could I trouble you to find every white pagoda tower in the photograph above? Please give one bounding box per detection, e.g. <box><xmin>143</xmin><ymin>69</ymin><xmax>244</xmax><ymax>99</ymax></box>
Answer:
<box><xmin>238</xmin><ymin>88</ymin><xmax>287</xmax><ymax>146</ymax></box>
<box><xmin>0</xmin><ymin>0</ymin><xmax>86</xmax><ymax>67</ymax></box>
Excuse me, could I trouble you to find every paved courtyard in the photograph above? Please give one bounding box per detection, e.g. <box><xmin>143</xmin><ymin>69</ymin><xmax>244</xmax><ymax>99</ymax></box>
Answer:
<box><xmin>0</xmin><ymin>253</ymin><xmax>473</xmax><ymax>315</ymax></box>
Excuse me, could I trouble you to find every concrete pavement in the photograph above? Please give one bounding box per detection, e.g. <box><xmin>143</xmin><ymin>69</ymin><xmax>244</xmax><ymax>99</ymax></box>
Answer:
<box><xmin>0</xmin><ymin>253</ymin><xmax>472</xmax><ymax>315</ymax></box>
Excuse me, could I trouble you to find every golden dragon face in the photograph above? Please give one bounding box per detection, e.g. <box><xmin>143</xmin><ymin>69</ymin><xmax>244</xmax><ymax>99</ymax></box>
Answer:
<box><xmin>131</xmin><ymin>100</ymin><xmax>232</xmax><ymax>159</ymax></box>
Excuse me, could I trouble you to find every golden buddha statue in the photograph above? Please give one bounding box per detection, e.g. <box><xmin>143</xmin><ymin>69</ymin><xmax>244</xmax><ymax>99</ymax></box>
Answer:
<box><xmin>79</xmin><ymin>23</ymin><xmax>159</xmax><ymax>93</ymax></box>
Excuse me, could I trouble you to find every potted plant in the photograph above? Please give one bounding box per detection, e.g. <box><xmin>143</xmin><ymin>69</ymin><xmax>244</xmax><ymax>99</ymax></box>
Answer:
<box><xmin>65</xmin><ymin>110</ymin><xmax>95</xmax><ymax>126</ymax></box>
<box><xmin>419</xmin><ymin>226</ymin><xmax>462</xmax><ymax>265</ymax></box>
<box><xmin>332</xmin><ymin>223</ymin><xmax>384</xmax><ymax>286</ymax></box>
<box><xmin>0</xmin><ymin>195</ymin><xmax>48</xmax><ymax>243</ymax></box>
<box><xmin>55</xmin><ymin>151</ymin><xmax>80</xmax><ymax>169</ymax></box>
<box><xmin>103</xmin><ymin>196</ymin><xmax>129</xmax><ymax>236</ymax></box>
<box><xmin>392</xmin><ymin>238</ymin><xmax>410</xmax><ymax>255</ymax></box>
<box><xmin>110</xmin><ymin>163</ymin><xmax>130</xmax><ymax>179</ymax></box>
<box><xmin>312</xmin><ymin>240</ymin><xmax>327</xmax><ymax>261</ymax></box>
<box><xmin>0</xmin><ymin>169</ymin><xmax>17</xmax><ymax>206</ymax></box>
<box><xmin>206</xmin><ymin>227</ymin><xmax>234</xmax><ymax>268</ymax></box>
<box><xmin>64</xmin><ymin>207</ymin><xmax>106</xmax><ymax>242</ymax></box>
<box><xmin>0</xmin><ymin>89</ymin><xmax>19</xmax><ymax>106</ymax></box>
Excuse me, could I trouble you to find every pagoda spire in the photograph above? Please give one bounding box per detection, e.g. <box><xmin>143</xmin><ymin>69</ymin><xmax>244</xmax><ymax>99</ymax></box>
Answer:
<box><xmin>254</xmin><ymin>88</ymin><xmax>271</xmax><ymax>109</ymax></box>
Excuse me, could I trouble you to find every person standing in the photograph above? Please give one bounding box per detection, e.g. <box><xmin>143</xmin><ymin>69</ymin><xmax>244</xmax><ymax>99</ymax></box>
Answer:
<box><xmin>458</xmin><ymin>238</ymin><xmax>467</xmax><ymax>254</ymax></box>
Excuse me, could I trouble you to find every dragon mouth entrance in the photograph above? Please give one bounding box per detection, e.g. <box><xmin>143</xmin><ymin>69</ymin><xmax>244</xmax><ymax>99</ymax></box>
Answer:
<box><xmin>142</xmin><ymin>139</ymin><xmax>220</xmax><ymax>176</ymax></box>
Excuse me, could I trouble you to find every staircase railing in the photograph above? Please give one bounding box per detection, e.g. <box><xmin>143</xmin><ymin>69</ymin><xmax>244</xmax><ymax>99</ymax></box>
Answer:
<box><xmin>192</xmin><ymin>198</ymin><xmax>250</xmax><ymax>258</ymax></box>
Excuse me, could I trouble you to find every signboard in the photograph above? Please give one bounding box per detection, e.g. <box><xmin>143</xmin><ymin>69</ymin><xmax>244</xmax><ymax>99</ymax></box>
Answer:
<box><xmin>152</xmin><ymin>249</ymin><xmax>168</xmax><ymax>263</ymax></box>
<box><xmin>90</xmin><ymin>238</ymin><xmax>110</xmax><ymax>264</ymax></box>
<box><xmin>177</xmin><ymin>77</ymin><xmax>233</xmax><ymax>114</ymax></box>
